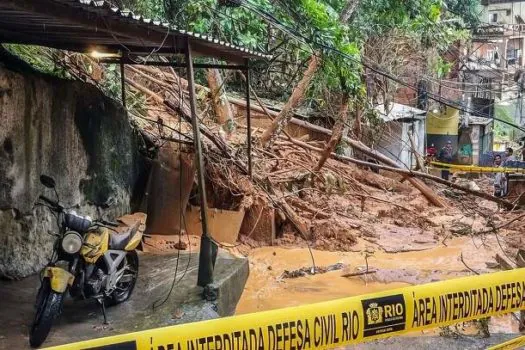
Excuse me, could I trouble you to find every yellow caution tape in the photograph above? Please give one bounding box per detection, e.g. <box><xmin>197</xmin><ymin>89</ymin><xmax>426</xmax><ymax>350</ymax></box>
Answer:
<box><xmin>488</xmin><ymin>335</ymin><xmax>525</xmax><ymax>350</ymax></box>
<box><xmin>45</xmin><ymin>269</ymin><xmax>525</xmax><ymax>350</ymax></box>
<box><xmin>431</xmin><ymin>161</ymin><xmax>525</xmax><ymax>173</ymax></box>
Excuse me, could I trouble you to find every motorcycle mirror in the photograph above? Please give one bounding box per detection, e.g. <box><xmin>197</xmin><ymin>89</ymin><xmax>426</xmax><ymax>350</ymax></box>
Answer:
<box><xmin>40</xmin><ymin>175</ymin><xmax>56</xmax><ymax>189</ymax></box>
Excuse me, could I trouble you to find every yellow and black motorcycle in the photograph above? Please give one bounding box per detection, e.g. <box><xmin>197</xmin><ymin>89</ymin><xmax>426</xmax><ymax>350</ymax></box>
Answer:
<box><xmin>29</xmin><ymin>175</ymin><xmax>142</xmax><ymax>348</ymax></box>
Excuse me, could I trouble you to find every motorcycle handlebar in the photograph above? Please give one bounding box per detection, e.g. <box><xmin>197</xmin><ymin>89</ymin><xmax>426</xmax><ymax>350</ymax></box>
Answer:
<box><xmin>39</xmin><ymin>195</ymin><xmax>62</xmax><ymax>211</ymax></box>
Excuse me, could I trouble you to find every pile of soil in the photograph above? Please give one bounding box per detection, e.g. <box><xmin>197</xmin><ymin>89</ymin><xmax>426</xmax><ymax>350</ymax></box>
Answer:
<box><xmin>60</xmin><ymin>59</ymin><xmax>525</xmax><ymax>256</ymax></box>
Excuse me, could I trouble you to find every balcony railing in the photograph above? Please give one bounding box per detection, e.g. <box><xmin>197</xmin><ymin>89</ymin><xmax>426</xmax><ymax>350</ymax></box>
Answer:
<box><xmin>474</xmin><ymin>24</ymin><xmax>525</xmax><ymax>36</ymax></box>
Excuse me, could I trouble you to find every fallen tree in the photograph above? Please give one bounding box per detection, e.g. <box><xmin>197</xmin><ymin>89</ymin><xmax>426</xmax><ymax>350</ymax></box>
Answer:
<box><xmin>207</xmin><ymin>67</ymin><xmax>235</xmax><ymax>133</ymax></box>
<box><xmin>260</xmin><ymin>55</ymin><xmax>320</xmax><ymax>148</ymax></box>
<box><xmin>127</xmin><ymin>66</ymin><xmax>509</xmax><ymax>209</ymax></box>
<box><xmin>314</xmin><ymin>93</ymin><xmax>350</xmax><ymax>172</ymax></box>
<box><xmin>277</xmin><ymin>138</ymin><xmax>514</xmax><ymax>209</ymax></box>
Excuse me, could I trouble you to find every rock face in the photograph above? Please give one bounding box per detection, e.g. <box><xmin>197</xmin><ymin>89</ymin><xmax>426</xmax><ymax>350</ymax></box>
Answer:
<box><xmin>0</xmin><ymin>59</ymin><xmax>148</xmax><ymax>279</ymax></box>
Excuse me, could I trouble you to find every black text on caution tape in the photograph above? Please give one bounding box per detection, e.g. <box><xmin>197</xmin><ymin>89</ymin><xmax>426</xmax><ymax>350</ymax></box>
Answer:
<box><xmin>156</xmin><ymin>311</ymin><xmax>360</xmax><ymax>350</ymax></box>
<box><xmin>412</xmin><ymin>281</ymin><xmax>525</xmax><ymax>327</ymax></box>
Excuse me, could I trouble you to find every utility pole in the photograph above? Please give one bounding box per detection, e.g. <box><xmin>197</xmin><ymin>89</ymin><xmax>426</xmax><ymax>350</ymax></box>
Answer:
<box><xmin>460</xmin><ymin>44</ymin><xmax>470</xmax><ymax>130</ymax></box>
<box><xmin>185</xmin><ymin>40</ymin><xmax>218</xmax><ymax>298</ymax></box>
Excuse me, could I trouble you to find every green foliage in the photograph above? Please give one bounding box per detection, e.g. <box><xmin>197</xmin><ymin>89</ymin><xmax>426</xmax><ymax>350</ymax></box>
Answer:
<box><xmin>96</xmin><ymin>64</ymin><xmax>147</xmax><ymax>116</ymax></box>
<box><xmin>5</xmin><ymin>0</ymin><xmax>480</xmax><ymax>130</ymax></box>
<box><xmin>354</xmin><ymin>0</ymin><xmax>443</xmax><ymax>36</ymax></box>
<box><xmin>119</xmin><ymin>0</ymin><xmax>473</xmax><ymax>99</ymax></box>
<box><xmin>494</xmin><ymin>105</ymin><xmax>516</xmax><ymax>141</ymax></box>
<box><xmin>443</xmin><ymin>0</ymin><xmax>481</xmax><ymax>28</ymax></box>
<box><xmin>434</xmin><ymin>56</ymin><xmax>452</xmax><ymax>78</ymax></box>
<box><xmin>4</xmin><ymin>44</ymin><xmax>70</xmax><ymax>78</ymax></box>
<box><xmin>162</xmin><ymin>0</ymin><xmax>270</xmax><ymax>51</ymax></box>
<box><xmin>100</xmin><ymin>64</ymin><xmax>122</xmax><ymax>100</ymax></box>
<box><xmin>277</xmin><ymin>0</ymin><xmax>362</xmax><ymax>91</ymax></box>
<box><xmin>115</xmin><ymin>0</ymin><xmax>165</xmax><ymax>18</ymax></box>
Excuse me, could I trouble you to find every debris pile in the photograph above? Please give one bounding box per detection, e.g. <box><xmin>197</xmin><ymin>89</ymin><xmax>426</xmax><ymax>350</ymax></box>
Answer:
<box><xmin>280</xmin><ymin>263</ymin><xmax>346</xmax><ymax>279</ymax></box>
<box><xmin>59</xmin><ymin>56</ymin><xmax>525</xmax><ymax>254</ymax></box>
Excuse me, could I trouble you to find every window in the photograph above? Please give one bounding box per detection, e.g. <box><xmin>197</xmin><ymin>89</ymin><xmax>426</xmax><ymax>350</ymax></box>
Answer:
<box><xmin>507</xmin><ymin>9</ymin><xmax>511</xmax><ymax>16</ymax></box>
<box><xmin>491</xmin><ymin>13</ymin><xmax>498</xmax><ymax>23</ymax></box>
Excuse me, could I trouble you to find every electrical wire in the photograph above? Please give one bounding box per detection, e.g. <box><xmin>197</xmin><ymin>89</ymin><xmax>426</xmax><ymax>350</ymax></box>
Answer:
<box><xmin>151</xmin><ymin>65</ymin><xmax>192</xmax><ymax>310</ymax></box>
<box><xmin>238</xmin><ymin>0</ymin><xmax>524</xmax><ymax>111</ymax></box>
<box><xmin>240</xmin><ymin>0</ymin><xmax>525</xmax><ymax>132</ymax></box>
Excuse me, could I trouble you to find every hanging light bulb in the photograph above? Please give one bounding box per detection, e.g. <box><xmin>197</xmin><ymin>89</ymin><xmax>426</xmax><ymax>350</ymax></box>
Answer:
<box><xmin>90</xmin><ymin>50</ymin><xmax>122</xmax><ymax>59</ymax></box>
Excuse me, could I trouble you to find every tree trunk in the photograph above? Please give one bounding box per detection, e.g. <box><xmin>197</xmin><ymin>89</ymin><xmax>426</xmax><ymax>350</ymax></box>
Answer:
<box><xmin>281</xmin><ymin>137</ymin><xmax>513</xmax><ymax>209</ymax></box>
<box><xmin>238</xmin><ymin>71</ymin><xmax>295</xmax><ymax>141</ymax></box>
<box><xmin>353</xmin><ymin>105</ymin><xmax>362</xmax><ymax>139</ymax></box>
<box><xmin>339</xmin><ymin>0</ymin><xmax>361</xmax><ymax>23</ymax></box>
<box><xmin>313</xmin><ymin>0</ymin><xmax>361</xmax><ymax>159</ymax></box>
<box><xmin>343</xmin><ymin>138</ymin><xmax>447</xmax><ymax>207</ymax></box>
<box><xmin>314</xmin><ymin>93</ymin><xmax>350</xmax><ymax>171</ymax></box>
<box><xmin>260</xmin><ymin>54</ymin><xmax>320</xmax><ymax>148</ymax></box>
<box><xmin>408</xmin><ymin>131</ymin><xmax>425</xmax><ymax>171</ymax></box>
<box><xmin>206</xmin><ymin>68</ymin><xmax>235</xmax><ymax>133</ymax></box>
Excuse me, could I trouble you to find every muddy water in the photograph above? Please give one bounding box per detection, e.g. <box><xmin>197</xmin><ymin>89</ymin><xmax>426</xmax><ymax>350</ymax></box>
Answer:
<box><xmin>236</xmin><ymin>236</ymin><xmax>519</xmax><ymax>335</ymax></box>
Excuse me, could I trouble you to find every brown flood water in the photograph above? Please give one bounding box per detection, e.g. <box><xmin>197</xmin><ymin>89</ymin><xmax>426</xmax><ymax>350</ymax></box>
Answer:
<box><xmin>236</xmin><ymin>236</ymin><xmax>520</xmax><ymax>335</ymax></box>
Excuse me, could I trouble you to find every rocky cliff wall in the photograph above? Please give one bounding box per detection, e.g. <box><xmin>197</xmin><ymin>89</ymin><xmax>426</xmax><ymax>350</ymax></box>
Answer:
<box><xmin>0</xmin><ymin>57</ymin><xmax>147</xmax><ymax>279</ymax></box>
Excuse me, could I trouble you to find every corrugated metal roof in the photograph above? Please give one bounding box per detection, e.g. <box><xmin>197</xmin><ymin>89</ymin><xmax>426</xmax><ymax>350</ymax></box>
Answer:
<box><xmin>469</xmin><ymin>116</ymin><xmax>493</xmax><ymax>125</ymax></box>
<box><xmin>375</xmin><ymin>102</ymin><xmax>427</xmax><ymax>123</ymax></box>
<box><xmin>0</xmin><ymin>0</ymin><xmax>271</xmax><ymax>63</ymax></box>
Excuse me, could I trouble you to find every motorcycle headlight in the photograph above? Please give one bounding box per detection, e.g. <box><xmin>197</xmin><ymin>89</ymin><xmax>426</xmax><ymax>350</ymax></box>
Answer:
<box><xmin>61</xmin><ymin>232</ymin><xmax>83</xmax><ymax>254</ymax></box>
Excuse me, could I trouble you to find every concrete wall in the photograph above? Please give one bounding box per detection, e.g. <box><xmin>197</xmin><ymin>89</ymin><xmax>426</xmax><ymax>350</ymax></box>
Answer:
<box><xmin>427</xmin><ymin>106</ymin><xmax>460</xmax><ymax>157</ymax></box>
<box><xmin>376</xmin><ymin>119</ymin><xmax>425</xmax><ymax>169</ymax></box>
<box><xmin>0</xmin><ymin>57</ymin><xmax>148</xmax><ymax>279</ymax></box>
<box><xmin>482</xmin><ymin>1</ymin><xmax>525</xmax><ymax>24</ymax></box>
<box><xmin>377</xmin><ymin>121</ymin><xmax>404</xmax><ymax>167</ymax></box>
<box><xmin>427</xmin><ymin>107</ymin><xmax>460</xmax><ymax>136</ymax></box>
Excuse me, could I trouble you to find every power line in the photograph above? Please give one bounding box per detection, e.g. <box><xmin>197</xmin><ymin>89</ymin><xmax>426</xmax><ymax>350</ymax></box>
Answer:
<box><xmin>239</xmin><ymin>0</ymin><xmax>525</xmax><ymax>133</ymax></box>
<box><xmin>242</xmin><ymin>0</ymin><xmax>510</xmax><ymax>95</ymax></box>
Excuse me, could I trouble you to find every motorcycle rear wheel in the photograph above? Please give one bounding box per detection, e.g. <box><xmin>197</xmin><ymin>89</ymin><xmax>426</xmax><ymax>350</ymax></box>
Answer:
<box><xmin>107</xmin><ymin>251</ymin><xmax>139</xmax><ymax>306</ymax></box>
<box><xmin>29</xmin><ymin>280</ymin><xmax>64</xmax><ymax>348</ymax></box>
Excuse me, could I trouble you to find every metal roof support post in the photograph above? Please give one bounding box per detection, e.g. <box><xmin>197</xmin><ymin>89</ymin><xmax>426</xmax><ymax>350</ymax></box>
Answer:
<box><xmin>120</xmin><ymin>61</ymin><xmax>126</xmax><ymax>110</ymax></box>
<box><xmin>186</xmin><ymin>40</ymin><xmax>215</xmax><ymax>290</ymax></box>
<box><xmin>245</xmin><ymin>58</ymin><xmax>252</xmax><ymax>178</ymax></box>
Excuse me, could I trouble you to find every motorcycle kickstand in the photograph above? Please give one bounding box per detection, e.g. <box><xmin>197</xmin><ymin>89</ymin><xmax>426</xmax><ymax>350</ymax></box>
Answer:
<box><xmin>96</xmin><ymin>298</ymin><xmax>109</xmax><ymax>325</ymax></box>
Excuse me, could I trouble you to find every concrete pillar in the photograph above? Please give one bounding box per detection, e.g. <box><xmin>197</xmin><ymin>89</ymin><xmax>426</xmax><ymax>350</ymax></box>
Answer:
<box><xmin>471</xmin><ymin>126</ymin><xmax>481</xmax><ymax>165</ymax></box>
<box><xmin>521</xmin><ymin>37</ymin><xmax>525</xmax><ymax>66</ymax></box>
<box><xmin>499</xmin><ymin>38</ymin><xmax>508</xmax><ymax>69</ymax></box>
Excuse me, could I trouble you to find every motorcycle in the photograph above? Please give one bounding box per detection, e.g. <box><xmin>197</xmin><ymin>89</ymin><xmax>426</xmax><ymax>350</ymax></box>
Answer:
<box><xmin>29</xmin><ymin>175</ymin><xmax>142</xmax><ymax>348</ymax></box>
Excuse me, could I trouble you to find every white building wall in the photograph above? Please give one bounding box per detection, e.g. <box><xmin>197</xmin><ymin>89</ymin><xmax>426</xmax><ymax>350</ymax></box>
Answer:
<box><xmin>377</xmin><ymin>121</ymin><xmax>404</xmax><ymax>168</ymax></box>
<box><xmin>376</xmin><ymin>120</ymin><xmax>426</xmax><ymax>169</ymax></box>
<box><xmin>482</xmin><ymin>1</ymin><xmax>525</xmax><ymax>24</ymax></box>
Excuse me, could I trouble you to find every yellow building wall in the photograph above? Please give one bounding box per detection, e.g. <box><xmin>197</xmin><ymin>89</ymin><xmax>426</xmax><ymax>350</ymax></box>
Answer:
<box><xmin>427</xmin><ymin>107</ymin><xmax>459</xmax><ymax>135</ymax></box>
<box><xmin>426</xmin><ymin>107</ymin><xmax>459</xmax><ymax>136</ymax></box>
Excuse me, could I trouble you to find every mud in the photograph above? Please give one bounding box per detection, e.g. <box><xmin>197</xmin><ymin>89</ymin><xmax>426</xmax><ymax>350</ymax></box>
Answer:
<box><xmin>236</xmin><ymin>234</ymin><xmax>521</xmax><ymax>343</ymax></box>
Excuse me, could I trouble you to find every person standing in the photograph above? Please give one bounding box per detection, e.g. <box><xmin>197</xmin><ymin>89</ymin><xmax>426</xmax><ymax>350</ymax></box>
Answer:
<box><xmin>504</xmin><ymin>147</ymin><xmax>517</xmax><ymax>166</ymax></box>
<box><xmin>437</xmin><ymin>140</ymin><xmax>454</xmax><ymax>180</ymax></box>
<box><xmin>426</xmin><ymin>143</ymin><xmax>437</xmax><ymax>164</ymax></box>
<box><xmin>494</xmin><ymin>154</ymin><xmax>507</xmax><ymax>197</ymax></box>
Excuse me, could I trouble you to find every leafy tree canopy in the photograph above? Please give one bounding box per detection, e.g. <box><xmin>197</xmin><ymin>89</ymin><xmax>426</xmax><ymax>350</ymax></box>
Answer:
<box><xmin>65</xmin><ymin>0</ymin><xmax>480</xmax><ymax>102</ymax></box>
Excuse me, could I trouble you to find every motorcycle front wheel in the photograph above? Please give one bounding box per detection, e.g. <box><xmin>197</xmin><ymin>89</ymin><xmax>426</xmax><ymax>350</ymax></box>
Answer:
<box><xmin>29</xmin><ymin>279</ymin><xmax>64</xmax><ymax>348</ymax></box>
<box><xmin>108</xmin><ymin>250</ymin><xmax>139</xmax><ymax>306</ymax></box>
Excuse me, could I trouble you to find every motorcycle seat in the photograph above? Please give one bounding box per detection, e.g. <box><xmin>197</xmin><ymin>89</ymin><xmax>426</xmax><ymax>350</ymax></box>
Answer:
<box><xmin>109</xmin><ymin>222</ymin><xmax>140</xmax><ymax>250</ymax></box>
